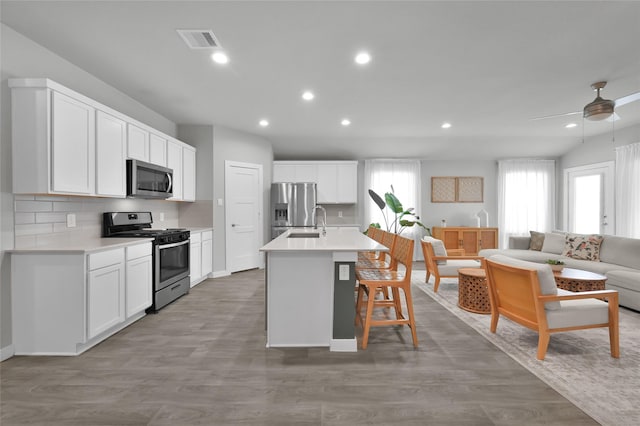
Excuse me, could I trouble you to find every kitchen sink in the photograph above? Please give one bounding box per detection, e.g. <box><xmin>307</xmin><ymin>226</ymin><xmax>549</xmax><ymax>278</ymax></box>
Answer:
<box><xmin>287</xmin><ymin>232</ymin><xmax>320</xmax><ymax>238</ymax></box>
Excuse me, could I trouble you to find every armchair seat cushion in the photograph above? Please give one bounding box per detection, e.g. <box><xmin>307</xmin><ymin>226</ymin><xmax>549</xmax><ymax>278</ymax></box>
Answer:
<box><xmin>438</xmin><ymin>260</ymin><xmax>481</xmax><ymax>275</ymax></box>
<box><xmin>546</xmin><ymin>289</ymin><xmax>610</xmax><ymax>329</ymax></box>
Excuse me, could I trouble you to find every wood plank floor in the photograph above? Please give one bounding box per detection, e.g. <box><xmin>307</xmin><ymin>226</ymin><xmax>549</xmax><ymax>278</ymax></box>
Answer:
<box><xmin>0</xmin><ymin>268</ymin><xmax>597</xmax><ymax>425</ymax></box>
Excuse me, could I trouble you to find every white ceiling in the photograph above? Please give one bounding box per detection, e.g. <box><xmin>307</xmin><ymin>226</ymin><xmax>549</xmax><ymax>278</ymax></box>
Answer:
<box><xmin>2</xmin><ymin>1</ymin><xmax>640</xmax><ymax>160</ymax></box>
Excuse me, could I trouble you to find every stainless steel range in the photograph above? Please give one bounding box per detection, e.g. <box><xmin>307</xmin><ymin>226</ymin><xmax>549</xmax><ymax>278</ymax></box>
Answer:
<box><xmin>103</xmin><ymin>212</ymin><xmax>190</xmax><ymax>312</ymax></box>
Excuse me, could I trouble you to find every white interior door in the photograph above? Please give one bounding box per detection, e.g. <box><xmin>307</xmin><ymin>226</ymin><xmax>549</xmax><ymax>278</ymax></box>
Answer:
<box><xmin>225</xmin><ymin>161</ymin><xmax>263</xmax><ymax>273</ymax></box>
<box><xmin>564</xmin><ymin>161</ymin><xmax>614</xmax><ymax>235</ymax></box>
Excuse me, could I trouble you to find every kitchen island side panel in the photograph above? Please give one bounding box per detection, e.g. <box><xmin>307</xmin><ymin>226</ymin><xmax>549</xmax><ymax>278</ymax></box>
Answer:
<box><xmin>266</xmin><ymin>251</ymin><xmax>333</xmax><ymax>347</ymax></box>
<box><xmin>332</xmin><ymin>261</ymin><xmax>356</xmax><ymax>340</ymax></box>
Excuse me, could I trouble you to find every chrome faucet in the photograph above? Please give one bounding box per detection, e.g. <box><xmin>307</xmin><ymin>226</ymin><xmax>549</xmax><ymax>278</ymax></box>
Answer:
<box><xmin>313</xmin><ymin>205</ymin><xmax>327</xmax><ymax>236</ymax></box>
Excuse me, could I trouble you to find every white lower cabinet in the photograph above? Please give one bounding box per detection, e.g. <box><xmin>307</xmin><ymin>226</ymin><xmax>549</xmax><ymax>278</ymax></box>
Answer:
<box><xmin>201</xmin><ymin>231</ymin><xmax>213</xmax><ymax>278</ymax></box>
<box><xmin>88</xmin><ymin>261</ymin><xmax>125</xmax><ymax>339</ymax></box>
<box><xmin>190</xmin><ymin>232</ymin><xmax>202</xmax><ymax>287</ymax></box>
<box><xmin>190</xmin><ymin>229</ymin><xmax>212</xmax><ymax>287</ymax></box>
<box><xmin>11</xmin><ymin>242</ymin><xmax>152</xmax><ymax>356</ymax></box>
<box><xmin>125</xmin><ymin>243</ymin><xmax>153</xmax><ymax>318</ymax></box>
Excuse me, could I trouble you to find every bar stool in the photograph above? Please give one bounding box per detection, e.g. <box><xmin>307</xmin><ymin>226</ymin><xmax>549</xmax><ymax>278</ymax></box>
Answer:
<box><xmin>355</xmin><ymin>234</ymin><xmax>418</xmax><ymax>349</ymax></box>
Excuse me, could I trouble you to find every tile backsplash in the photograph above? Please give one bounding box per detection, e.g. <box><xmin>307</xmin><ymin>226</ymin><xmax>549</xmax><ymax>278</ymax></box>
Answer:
<box><xmin>14</xmin><ymin>195</ymin><xmax>180</xmax><ymax>248</ymax></box>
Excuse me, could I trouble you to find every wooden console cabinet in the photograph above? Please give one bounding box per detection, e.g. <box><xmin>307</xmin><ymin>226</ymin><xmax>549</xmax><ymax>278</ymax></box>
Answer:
<box><xmin>431</xmin><ymin>227</ymin><xmax>499</xmax><ymax>255</ymax></box>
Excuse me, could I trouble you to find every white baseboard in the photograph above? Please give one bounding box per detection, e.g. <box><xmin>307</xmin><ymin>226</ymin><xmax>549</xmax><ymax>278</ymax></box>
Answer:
<box><xmin>0</xmin><ymin>344</ymin><xmax>15</xmax><ymax>362</ymax></box>
<box><xmin>330</xmin><ymin>338</ymin><xmax>357</xmax><ymax>352</ymax></box>
<box><xmin>212</xmin><ymin>270</ymin><xmax>231</xmax><ymax>278</ymax></box>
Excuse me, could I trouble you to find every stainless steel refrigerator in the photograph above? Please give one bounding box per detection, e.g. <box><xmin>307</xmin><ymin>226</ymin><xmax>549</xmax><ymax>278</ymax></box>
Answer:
<box><xmin>271</xmin><ymin>182</ymin><xmax>317</xmax><ymax>239</ymax></box>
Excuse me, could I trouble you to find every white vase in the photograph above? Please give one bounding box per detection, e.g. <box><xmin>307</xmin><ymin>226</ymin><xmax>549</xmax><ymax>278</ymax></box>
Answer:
<box><xmin>477</xmin><ymin>209</ymin><xmax>489</xmax><ymax>227</ymax></box>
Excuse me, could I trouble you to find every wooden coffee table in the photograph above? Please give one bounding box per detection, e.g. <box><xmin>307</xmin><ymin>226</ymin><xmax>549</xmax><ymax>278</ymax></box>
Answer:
<box><xmin>553</xmin><ymin>267</ymin><xmax>607</xmax><ymax>292</ymax></box>
<box><xmin>457</xmin><ymin>268</ymin><xmax>491</xmax><ymax>314</ymax></box>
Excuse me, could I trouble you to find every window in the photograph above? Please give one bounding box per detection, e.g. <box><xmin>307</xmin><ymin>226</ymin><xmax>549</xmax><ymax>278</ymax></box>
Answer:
<box><xmin>364</xmin><ymin>160</ymin><xmax>423</xmax><ymax>259</ymax></box>
<box><xmin>615</xmin><ymin>142</ymin><xmax>640</xmax><ymax>238</ymax></box>
<box><xmin>498</xmin><ymin>159</ymin><xmax>555</xmax><ymax>248</ymax></box>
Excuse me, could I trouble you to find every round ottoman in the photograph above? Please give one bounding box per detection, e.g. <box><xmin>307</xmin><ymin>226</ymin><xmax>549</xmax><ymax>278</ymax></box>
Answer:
<box><xmin>457</xmin><ymin>268</ymin><xmax>491</xmax><ymax>314</ymax></box>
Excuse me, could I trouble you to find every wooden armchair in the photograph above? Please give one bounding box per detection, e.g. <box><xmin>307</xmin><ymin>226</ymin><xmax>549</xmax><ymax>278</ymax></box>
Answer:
<box><xmin>421</xmin><ymin>237</ymin><xmax>483</xmax><ymax>292</ymax></box>
<box><xmin>484</xmin><ymin>255</ymin><xmax>619</xmax><ymax>360</ymax></box>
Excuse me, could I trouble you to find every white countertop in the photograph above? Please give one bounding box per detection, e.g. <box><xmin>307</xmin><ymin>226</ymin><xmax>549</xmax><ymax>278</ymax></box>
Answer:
<box><xmin>260</xmin><ymin>228</ymin><xmax>386</xmax><ymax>252</ymax></box>
<box><xmin>8</xmin><ymin>237</ymin><xmax>154</xmax><ymax>254</ymax></box>
<box><xmin>187</xmin><ymin>227</ymin><xmax>213</xmax><ymax>233</ymax></box>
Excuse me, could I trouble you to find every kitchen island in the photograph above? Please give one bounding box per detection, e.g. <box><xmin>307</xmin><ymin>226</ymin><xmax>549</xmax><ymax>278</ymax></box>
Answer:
<box><xmin>260</xmin><ymin>228</ymin><xmax>386</xmax><ymax>352</ymax></box>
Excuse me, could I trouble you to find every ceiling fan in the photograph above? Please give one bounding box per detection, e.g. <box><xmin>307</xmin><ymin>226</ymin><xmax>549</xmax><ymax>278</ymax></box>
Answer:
<box><xmin>532</xmin><ymin>81</ymin><xmax>640</xmax><ymax>122</ymax></box>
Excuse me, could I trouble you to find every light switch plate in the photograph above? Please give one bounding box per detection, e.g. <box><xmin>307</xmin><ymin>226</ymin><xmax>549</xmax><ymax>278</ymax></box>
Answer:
<box><xmin>339</xmin><ymin>264</ymin><xmax>350</xmax><ymax>281</ymax></box>
<box><xmin>66</xmin><ymin>213</ymin><xmax>76</xmax><ymax>228</ymax></box>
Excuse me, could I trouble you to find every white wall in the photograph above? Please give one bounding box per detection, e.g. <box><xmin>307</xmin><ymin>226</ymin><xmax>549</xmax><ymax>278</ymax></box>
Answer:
<box><xmin>177</xmin><ymin>125</ymin><xmax>214</xmax><ymax>228</ymax></box>
<box><xmin>0</xmin><ymin>24</ymin><xmax>180</xmax><ymax>358</ymax></box>
<box><xmin>213</xmin><ymin>126</ymin><xmax>273</xmax><ymax>275</ymax></box>
<box><xmin>420</xmin><ymin>160</ymin><xmax>498</xmax><ymax>232</ymax></box>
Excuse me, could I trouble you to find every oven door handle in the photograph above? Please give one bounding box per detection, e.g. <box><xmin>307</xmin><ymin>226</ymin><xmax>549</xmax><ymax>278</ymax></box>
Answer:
<box><xmin>158</xmin><ymin>239</ymin><xmax>190</xmax><ymax>250</ymax></box>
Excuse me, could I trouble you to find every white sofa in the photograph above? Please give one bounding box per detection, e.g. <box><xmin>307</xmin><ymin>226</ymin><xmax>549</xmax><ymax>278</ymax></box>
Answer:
<box><xmin>479</xmin><ymin>232</ymin><xmax>640</xmax><ymax>312</ymax></box>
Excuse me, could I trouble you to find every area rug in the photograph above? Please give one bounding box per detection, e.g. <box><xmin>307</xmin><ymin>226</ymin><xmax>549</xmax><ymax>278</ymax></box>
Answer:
<box><xmin>412</xmin><ymin>273</ymin><xmax>640</xmax><ymax>426</ymax></box>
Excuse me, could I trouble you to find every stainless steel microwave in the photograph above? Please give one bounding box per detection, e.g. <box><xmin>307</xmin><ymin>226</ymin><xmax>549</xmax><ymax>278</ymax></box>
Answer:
<box><xmin>126</xmin><ymin>159</ymin><xmax>173</xmax><ymax>199</ymax></box>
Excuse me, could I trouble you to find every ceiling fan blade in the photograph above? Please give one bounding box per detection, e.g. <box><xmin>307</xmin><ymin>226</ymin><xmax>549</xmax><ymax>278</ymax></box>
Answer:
<box><xmin>530</xmin><ymin>111</ymin><xmax>581</xmax><ymax>121</ymax></box>
<box><xmin>615</xmin><ymin>91</ymin><xmax>640</xmax><ymax>107</ymax></box>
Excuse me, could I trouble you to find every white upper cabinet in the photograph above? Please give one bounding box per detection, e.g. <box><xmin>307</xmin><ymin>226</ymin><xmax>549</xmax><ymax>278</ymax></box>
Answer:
<box><xmin>273</xmin><ymin>161</ymin><xmax>358</xmax><ymax>204</ymax></box>
<box><xmin>272</xmin><ymin>164</ymin><xmax>296</xmax><ymax>182</ymax></box>
<box><xmin>149</xmin><ymin>133</ymin><xmax>167</xmax><ymax>166</ymax></box>
<box><xmin>50</xmin><ymin>91</ymin><xmax>96</xmax><ymax>195</ymax></box>
<box><xmin>96</xmin><ymin>110</ymin><xmax>126</xmax><ymax>197</ymax></box>
<box><xmin>182</xmin><ymin>145</ymin><xmax>196</xmax><ymax>202</ymax></box>
<box><xmin>9</xmin><ymin>78</ymin><xmax>196</xmax><ymax>201</ymax></box>
<box><xmin>336</xmin><ymin>162</ymin><xmax>358</xmax><ymax>203</ymax></box>
<box><xmin>127</xmin><ymin>123</ymin><xmax>149</xmax><ymax>162</ymax></box>
<box><xmin>167</xmin><ymin>139</ymin><xmax>183</xmax><ymax>200</ymax></box>
<box><xmin>316</xmin><ymin>164</ymin><xmax>338</xmax><ymax>203</ymax></box>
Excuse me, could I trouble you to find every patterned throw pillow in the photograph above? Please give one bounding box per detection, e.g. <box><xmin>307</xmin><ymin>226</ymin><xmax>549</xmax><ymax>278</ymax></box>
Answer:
<box><xmin>529</xmin><ymin>231</ymin><xmax>545</xmax><ymax>251</ymax></box>
<box><xmin>562</xmin><ymin>233</ymin><xmax>604</xmax><ymax>261</ymax></box>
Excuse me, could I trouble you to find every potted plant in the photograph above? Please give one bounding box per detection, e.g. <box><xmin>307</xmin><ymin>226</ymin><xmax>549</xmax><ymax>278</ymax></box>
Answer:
<box><xmin>367</xmin><ymin>187</ymin><xmax>430</xmax><ymax>235</ymax></box>
<box><xmin>546</xmin><ymin>259</ymin><xmax>565</xmax><ymax>272</ymax></box>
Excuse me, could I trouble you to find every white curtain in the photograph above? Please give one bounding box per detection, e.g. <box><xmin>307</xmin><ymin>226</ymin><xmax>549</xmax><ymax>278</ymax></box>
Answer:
<box><xmin>615</xmin><ymin>142</ymin><xmax>640</xmax><ymax>238</ymax></box>
<box><xmin>364</xmin><ymin>160</ymin><xmax>423</xmax><ymax>259</ymax></box>
<box><xmin>497</xmin><ymin>159</ymin><xmax>555</xmax><ymax>248</ymax></box>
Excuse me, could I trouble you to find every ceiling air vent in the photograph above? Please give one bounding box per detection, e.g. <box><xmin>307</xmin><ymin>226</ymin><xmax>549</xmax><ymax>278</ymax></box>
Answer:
<box><xmin>176</xmin><ymin>29</ymin><xmax>220</xmax><ymax>49</ymax></box>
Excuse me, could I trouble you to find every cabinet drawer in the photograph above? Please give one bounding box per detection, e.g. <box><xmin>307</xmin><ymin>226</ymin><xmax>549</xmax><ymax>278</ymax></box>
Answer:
<box><xmin>126</xmin><ymin>242</ymin><xmax>152</xmax><ymax>261</ymax></box>
<box><xmin>89</xmin><ymin>248</ymin><xmax>124</xmax><ymax>271</ymax></box>
<box><xmin>190</xmin><ymin>231</ymin><xmax>202</xmax><ymax>243</ymax></box>
<box><xmin>202</xmin><ymin>230</ymin><xmax>212</xmax><ymax>241</ymax></box>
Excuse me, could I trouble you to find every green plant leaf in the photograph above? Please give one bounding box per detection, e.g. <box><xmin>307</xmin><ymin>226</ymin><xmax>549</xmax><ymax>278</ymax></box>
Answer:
<box><xmin>385</xmin><ymin>192</ymin><xmax>403</xmax><ymax>213</ymax></box>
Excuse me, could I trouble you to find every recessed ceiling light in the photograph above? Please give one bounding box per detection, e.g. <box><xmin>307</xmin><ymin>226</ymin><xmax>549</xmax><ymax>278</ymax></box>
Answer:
<box><xmin>565</xmin><ymin>123</ymin><xmax>577</xmax><ymax>128</ymax></box>
<box><xmin>341</xmin><ymin>119</ymin><xmax>351</xmax><ymax>126</ymax></box>
<box><xmin>441</xmin><ymin>122</ymin><xmax>452</xmax><ymax>129</ymax></box>
<box><xmin>302</xmin><ymin>91</ymin><xmax>315</xmax><ymax>101</ymax></box>
<box><xmin>211</xmin><ymin>51</ymin><xmax>229</xmax><ymax>64</ymax></box>
<box><xmin>259</xmin><ymin>119</ymin><xmax>269</xmax><ymax>127</ymax></box>
<box><xmin>354</xmin><ymin>52</ymin><xmax>371</xmax><ymax>65</ymax></box>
